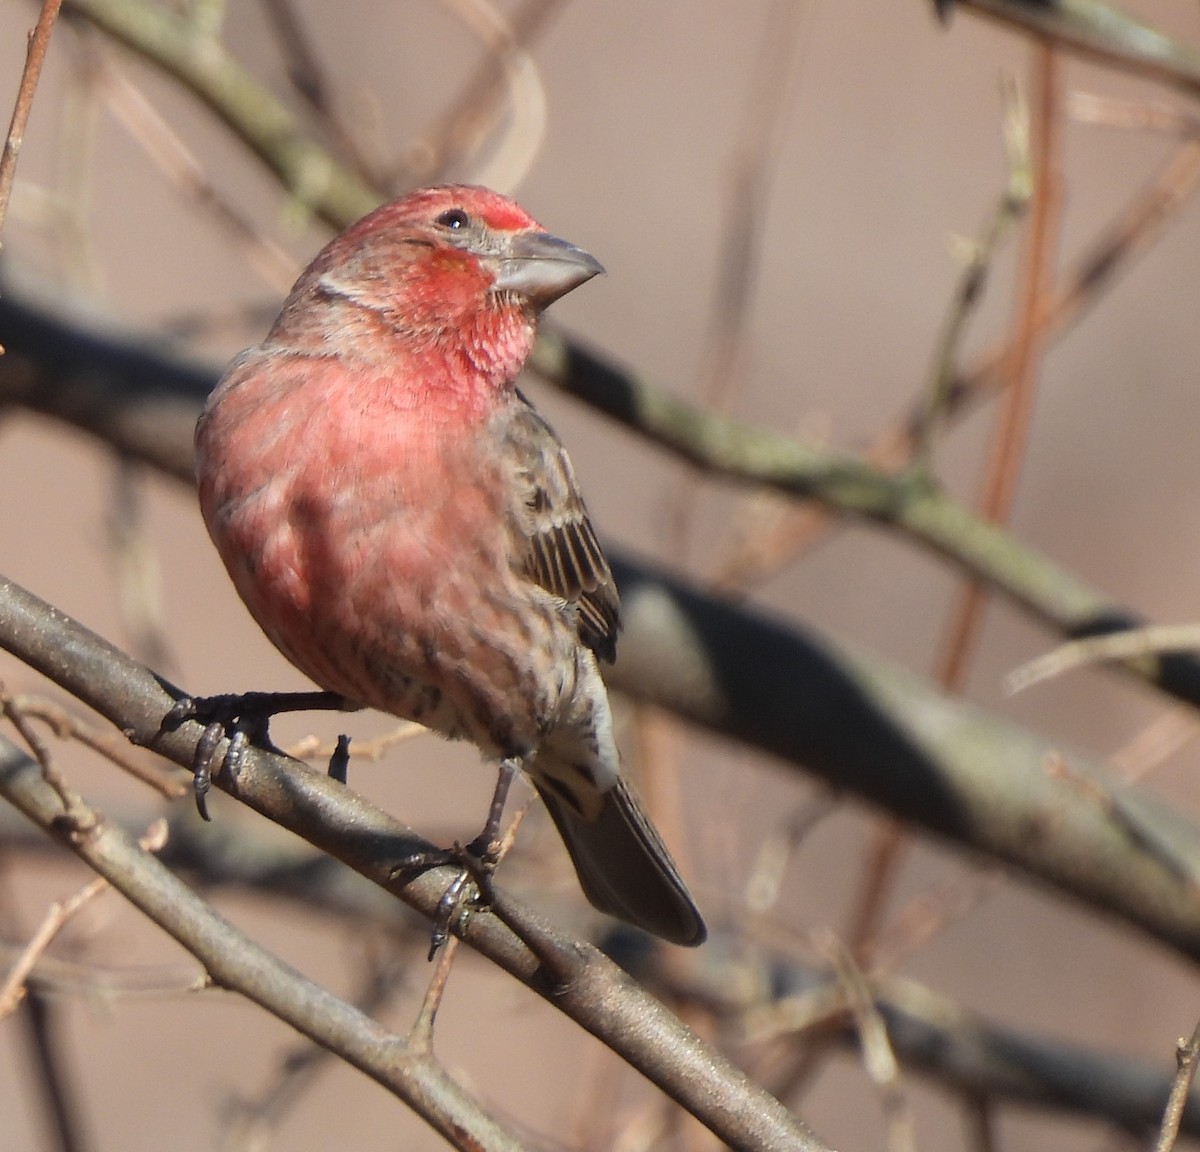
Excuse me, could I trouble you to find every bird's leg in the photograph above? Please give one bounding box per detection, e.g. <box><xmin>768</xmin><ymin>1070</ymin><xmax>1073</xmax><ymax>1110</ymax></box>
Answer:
<box><xmin>392</xmin><ymin>759</ymin><xmax>521</xmax><ymax>957</ymax></box>
<box><xmin>463</xmin><ymin>758</ymin><xmax>518</xmax><ymax>863</ymax></box>
<box><xmin>161</xmin><ymin>690</ymin><xmax>358</xmax><ymax>819</ymax></box>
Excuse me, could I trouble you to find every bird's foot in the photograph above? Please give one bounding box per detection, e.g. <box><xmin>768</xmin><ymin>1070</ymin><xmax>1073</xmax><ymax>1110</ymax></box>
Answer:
<box><xmin>389</xmin><ymin>758</ymin><xmax>519</xmax><ymax>958</ymax></box>
<box><xmin>391</xmin><ymin>837</ymin><xmax>501</xmax><ymax>960</ymax></box>
<box><xmin>162</xmin><ymin>690</ymin><xmax>353</xmax><ymax>820</ymax></box>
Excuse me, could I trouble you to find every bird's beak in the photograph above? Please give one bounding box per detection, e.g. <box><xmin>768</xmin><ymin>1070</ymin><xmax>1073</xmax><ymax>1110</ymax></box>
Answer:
<box><xmin>492</xmin><ymin>230</ymin><xmax>605</xmax><ymax>308</ymax></box>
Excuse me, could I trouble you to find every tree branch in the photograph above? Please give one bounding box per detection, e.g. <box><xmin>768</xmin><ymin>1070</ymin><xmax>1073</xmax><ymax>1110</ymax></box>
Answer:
<box><xmin>0</xmin><ymin>736</ymin><xmax>532</xmax><ymax>1152</ymax></box>
<box><xmin>61</xmin><ymin>0</ymin><xmax>378</xmax><ymax>228</ymax></box>
<box><xmin>0</xmin><ymin>573</ymin><xmax>830</xmax><ymax>1152</ymax></box>
<box><xmin>956</xmin><ymin>0</ymin><xmax>1200</xmax><ymax>100</ymax></box>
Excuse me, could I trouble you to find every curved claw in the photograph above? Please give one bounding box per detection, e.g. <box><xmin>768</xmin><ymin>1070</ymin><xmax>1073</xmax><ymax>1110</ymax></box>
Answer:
<box><xmin>428</xmin><ymin>871</ymin><xmax>472</xmax><ymax>960</ymax></box>
<box><xmin>190</xmin><ymin>721</ymin><xmax>229</xmax><ymax>821</ymax></box>
<box><xmin>391</xmin><ymin>839</ymin><xmax>500</xmax><ymax>959</ymax></box>
<box><xmin>164</xmin><ymin>691</ymin><xmax>321</xmax><ymax>820</ymax></box>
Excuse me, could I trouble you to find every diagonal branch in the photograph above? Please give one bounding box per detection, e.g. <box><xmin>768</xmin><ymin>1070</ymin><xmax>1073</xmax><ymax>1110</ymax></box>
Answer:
<box><xmin>0</xmin><ymin>573</ymin><xmax>830</xmax><ymax>1152</ymax></box>
<box><xmin>0</xmin><ymin>736</ymin><xmax>532</xmax><ymax>1152</ymax></box>
<box><xmin>61</xmin><ymin>0</ymin><xmax>379</xmax><ymax>228</ymax></box>
<box><xmin>955</xmin><ymin>0</ymin><xmax>1200</xmax><ymax>99</ymax></box>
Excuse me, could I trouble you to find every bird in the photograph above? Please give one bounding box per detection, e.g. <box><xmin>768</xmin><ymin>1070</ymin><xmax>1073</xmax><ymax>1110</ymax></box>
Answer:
<box><xmin>193</xmin><ymin>184</ymin><xmax>706</xmax><ymax>947</ymax></box>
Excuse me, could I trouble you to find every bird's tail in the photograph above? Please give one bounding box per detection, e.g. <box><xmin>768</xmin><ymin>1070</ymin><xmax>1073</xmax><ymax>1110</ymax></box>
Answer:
<box><xmin>533</xmin><ymin>775</ymin><xmax>707</xmax><ymax>947</ymax></box>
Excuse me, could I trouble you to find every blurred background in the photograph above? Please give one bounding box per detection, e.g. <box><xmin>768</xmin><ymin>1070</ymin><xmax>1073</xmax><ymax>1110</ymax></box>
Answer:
<box><xmin>4</xmin><ymin>1</ymin><xmax>1200</xmax><ymax>1149</ymax></box>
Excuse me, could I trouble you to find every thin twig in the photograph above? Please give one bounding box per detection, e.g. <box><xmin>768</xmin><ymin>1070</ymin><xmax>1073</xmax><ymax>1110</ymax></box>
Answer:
<box><xmin>1009</xmin><ymin>624</ymin><xmax>1200</xmax><ymax>692</ymax></box>
<box><xmin>937</xmin><ymin>45</ymin><xmax>1061</xmax><ymax>691</ymax></box>
<box><xmin>743</xmin><ymin>794</ymin><xmax>840</xmax><ymax>916</ymax></box>
<box><xmin>1108</xmin><ymin>709</ymin><xmax>1200</xmax><ymax>785</ymax></box>
<box><xmin>93</xmin><ymin>54</ymin><xmax>299</xmax><ymax>294</ymax></box>
<box><xmin>915</xmin><ymin>75</ymin><xmax>1032</xmax><ymax>468</ymax></box>
<box><xmin>1070</xmin><ymin>92</ymin><xmax>1200</xmax><ymax>136</ymax></box>
<box><xmin>0</xmin><ymin>0</ymin><xmax>65</xmax><ymax>247</ymax></box>
<box><xmin>0</xmin><ymin>735</ymin><xmax>536</xmax><ymax>1152</ymax></box>
<box><xmin>0</xmin><ymin>874</ymin><xmax>110</xmax><ymax>1018</ymax></box>
<box><xmin>666</xmin><ymin>0</ymin><xmax>811</xmax><ymax>560</ymax></box>
<box><xmin>106</xmin><ymin>459</ymin><xmax>176</xmax><ymax>672</ymax></box>
<box><xmin>285</xmin><ymin>720</ymin><xmax>428</xmax><ymax>763</ymax></box>
<box><xmin>7</xmin><ymin>692</ymin><xmax>184</xmax><ymax>799</ymax></box>
<box><xmin>1</xmin><ymin>686</ymin><xmax>91</xmax><ymax>820</ymax></box>
<box><xmin>1154</xmin><ymin>1019</ymin><xmax>1200</xmax><ymax>1152</ymax></box>
<box><xmin>429</xmin><ymin>0</ymin><xmax>546</xmax><ymax>192</ymax></box>
<box><xmin>259</xmin><ymin>0</ymin><xmax>386</xmax><ymax>188</ymax></box>
<box><xmin>18</xmin><ymin>989</ymin><xmax>90</xmax><ymax>1152</ymax></box>
<box><xmin>63</xmin><ymin>0</ymin><xmax>380</xmax><ymax>229</ymax></box>
<box><xmin>409</xmin><ymin>936</ymin><xmax>460</xmax><ymax>1054</ymax></box>
<box><xmin>414</xmin><ymin>0</ymin><xmax>563</xmax><ymax>187</ymax></box>
<box><xmin>710</xmin><ymin>132</ymin><xmax>1200</xmax><ymax>593</ymax></box>
<box><xmin>827</xmin><ymin>938</ymin><xmax>916</xmax><ymax>1152</ymax></box>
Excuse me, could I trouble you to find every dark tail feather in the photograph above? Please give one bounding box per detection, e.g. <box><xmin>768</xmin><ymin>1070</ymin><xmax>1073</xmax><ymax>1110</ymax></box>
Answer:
<box><xmin>534</xmin><ymin>776</ymin><xmax>707</xmax><ymax>947</ymax></box>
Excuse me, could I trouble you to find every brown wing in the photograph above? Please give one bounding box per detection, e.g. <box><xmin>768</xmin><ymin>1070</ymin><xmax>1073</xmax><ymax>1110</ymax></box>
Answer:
<box><xmin>504</xmin><ymin>392</ymin><xmax>620</xmax><ymax>662</ymax></box>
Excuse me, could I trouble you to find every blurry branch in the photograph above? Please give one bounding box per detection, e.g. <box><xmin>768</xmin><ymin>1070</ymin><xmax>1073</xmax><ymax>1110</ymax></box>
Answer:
<box><xmin>742</xmin><ymin>965</ymin><xmax>1197</xmax><ymax>1139</ymax></box>
<box><xmin>93</xmin><ymin>52</ymin><xmax>300</xmax><ymax>295</ymax></box>
<box><xmin>6</xmin><ymin>274</ymin><xmax>1200</xmax><ymax>717</ymax></box>
<box><xmin>715</xmin><ymin>132</ymin><xmax>1200</xmax><ymax>590</ymax></box>
<box><xmin>0</xmin><ymin>740</ymin><xmax>534</xmax><ymax>1152</ymax></box>
<box><xmin>416</xmin><ymin>0</ymin><xmax>564</xmax><ymax>186</ymax></box>
<box><xmin>1012</xmin><ymin>625</ymin><xmax>1200</xmax><ymax>693</ymax></box>
<box><xmin>916</xmin><ymin>77</ymin><xmax>1031</xmax><ymax>467</ymax></box>
<box><xmin>17</xmin><ymin>989</ymin><xmax>88</xmax><ymax>1152</ymax></box>
<box><xmin>421</xmin><ymin>0</ymin><xmax>547</xmax><ymax>192</ymax></box>
<box><xmin>667</xmin><ymin>0</ymin><xmax>808</xmax><ymax>560</ymax></box>
<box><xmin>258</xmin><ymin>0</ymin><xmax>386</xmax><ymax>191</ymax></box>
<box><xmin>935</xmin><ymin>48</ymin><xmax>1059</xmax><ymax>692</ymax></box>
<box><xmin>13</xmin><ymin>282</ymin><xmax>1200</xmax><ymax>961</ymax></box>
<box><xmin>957</xmin><ymin>0</ymin><xmax>1200</xmax><ymax>100</ymax></box>
<box><xmin>530</xmin><ymin>328</ymin><xmax>1200</xmax><ymax>710</ymax></box>
<box><xmin>0</xmin><ymin>280</ymin><xmax>208</xmax><ymax>484</ymax></box>
<box><xmin>60</xmin><ymin>0</ymin><xmax>380</xmax><ymax>229</ymax></box>
<box><xmin>0</xmin><ymin>576</ymin><xmax>830</xmax><ymax>1152</ymax></box>
<box><xmin>221</xmin><ymin>948</ymin><xmax>412</xmax><ymax>1150</ymax></box>
<box><xmin>604</xmin><ymin>557</ymin><xmax>1200</xmax><ymax>959</ymax></box>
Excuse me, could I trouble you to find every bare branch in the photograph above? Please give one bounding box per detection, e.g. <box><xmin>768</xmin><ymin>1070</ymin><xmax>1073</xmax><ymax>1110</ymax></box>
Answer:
<box><xmin>61</xmin><ymin>0</ymin><xmax>379</xmax><ymax>228</ymax></box>
<box><xmin>1155</xmin><ymin>1020</ymin><xmax>1200</xmax><ymax>1152</ymax></box>
<box><xmin>0</xmin><ymin>734</ymin><xmax>541</xmax><ymax>1152</ymax></box>
<box><xmin>0</xmin><ymin>0</ymin><xmax>65</xmax><ymax>244</ymax></box>
<box><xmin>0</xmin><ymin>574</ymin><xmax>832</xmax><ymax>1152</ymax></box>
<box><xmin>957</xmin><ymin>0</ymin><xmax>1200</xmax><ymax>99</ymax></box>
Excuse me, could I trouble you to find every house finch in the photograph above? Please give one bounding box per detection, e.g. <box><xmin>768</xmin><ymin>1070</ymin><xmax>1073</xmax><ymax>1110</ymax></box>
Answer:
<box><xmin>194</xmin><ymin>184</ymin><xmax>706</xmax><ymax>947</ymax></box>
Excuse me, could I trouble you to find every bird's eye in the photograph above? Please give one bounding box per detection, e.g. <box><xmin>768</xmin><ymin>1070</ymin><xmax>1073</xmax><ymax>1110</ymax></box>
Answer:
<box><xmin>436</xmin><ymin>209</ymin><xmax>471</xmax><ymax>230</ymax></box>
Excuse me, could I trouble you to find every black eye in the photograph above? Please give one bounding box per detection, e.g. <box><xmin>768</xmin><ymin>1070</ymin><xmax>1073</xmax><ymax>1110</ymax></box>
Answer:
<box><xmin>436</xmin><ymin>209</ymin><xmax>470</xmax><ymax>230</ymax></box>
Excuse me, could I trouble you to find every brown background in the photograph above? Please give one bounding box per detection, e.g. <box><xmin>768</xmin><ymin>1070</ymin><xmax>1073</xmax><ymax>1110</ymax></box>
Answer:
<box><xmin>4</xmin><ymin>2</ymin><xmax>1200</xmax><ymax>1149</ymax></box>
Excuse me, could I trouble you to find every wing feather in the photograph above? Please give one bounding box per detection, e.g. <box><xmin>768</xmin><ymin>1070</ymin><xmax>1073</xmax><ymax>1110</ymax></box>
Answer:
<box><xmin>503</xmin><ymin>392</ymin><xmax>620</xmax><ymax>661</ymax></box>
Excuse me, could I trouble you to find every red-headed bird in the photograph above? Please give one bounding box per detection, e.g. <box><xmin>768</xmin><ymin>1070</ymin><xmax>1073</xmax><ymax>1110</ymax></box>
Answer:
<box><xmin>194</xmin><ymin>185</ymin><xmax>706</xmax><ymax>946</ymax></box>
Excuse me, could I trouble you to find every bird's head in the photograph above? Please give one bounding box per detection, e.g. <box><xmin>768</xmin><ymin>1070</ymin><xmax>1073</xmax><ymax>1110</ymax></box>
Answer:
<box><xmin>285</xmin><ymin>185</ymin><xmax>602</xmax><ymax>350</ymax></box>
